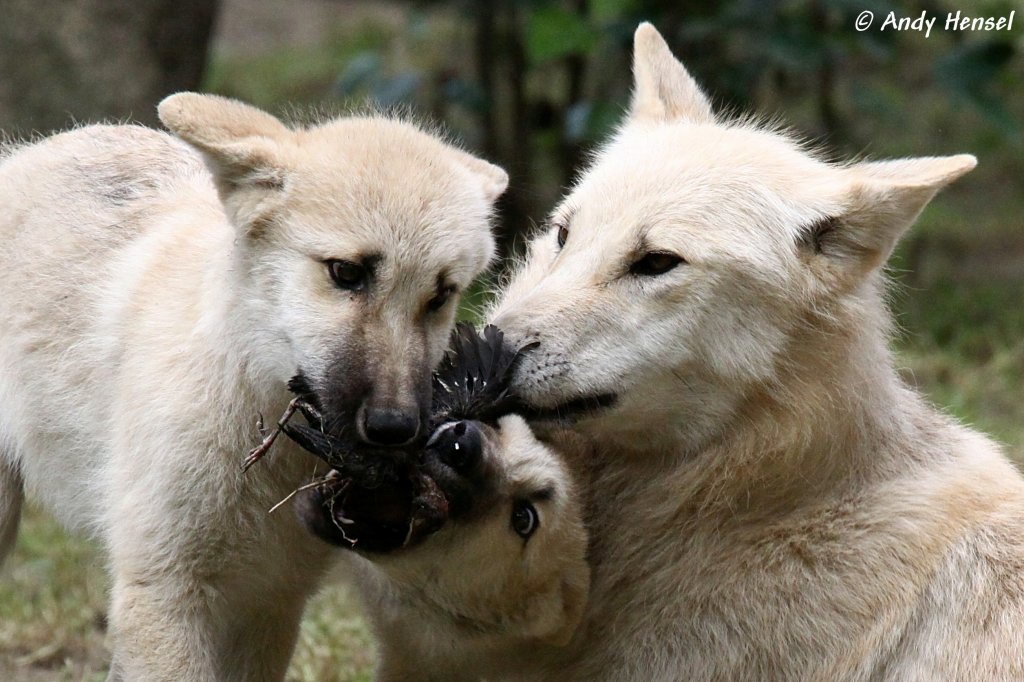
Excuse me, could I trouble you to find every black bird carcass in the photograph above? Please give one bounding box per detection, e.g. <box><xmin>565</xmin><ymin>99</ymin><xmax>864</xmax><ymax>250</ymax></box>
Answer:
<box><xmin>244</xmin><ymin>323</ymin><xmax>537</xmax><ymax>553</ymax></box>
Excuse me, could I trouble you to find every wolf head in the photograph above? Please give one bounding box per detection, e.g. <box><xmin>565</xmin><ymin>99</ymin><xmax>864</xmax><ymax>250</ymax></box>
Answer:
<box><xmin>490</xmin><ymin>24</ymin><xmax>975</xmax><ymax>450</ymax></box>
<box><xmin>373</xmin><ymin>414</ymin><xmax>590</xmax><ymax>650</ymax></box>
<box><xmin>159</xmin><ymin>94</ymin><xmax>506</xmax><ymax>446</ymax></box>
<box><xmin>294</xmin><ymin>416</ymin><xmax>589</xmax><ymax>649</ymax></box>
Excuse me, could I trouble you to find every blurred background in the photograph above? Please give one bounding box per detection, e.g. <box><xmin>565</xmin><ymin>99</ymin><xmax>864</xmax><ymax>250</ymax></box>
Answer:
<box><xmin>1</xmin><ymin>0</ymin><xmax>1021</xmax><ymax>679</ymax></box>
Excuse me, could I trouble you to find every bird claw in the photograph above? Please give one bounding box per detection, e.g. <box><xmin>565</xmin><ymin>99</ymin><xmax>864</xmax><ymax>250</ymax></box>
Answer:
<box><xmin>241</xmin><ymin>397</ymin><xmax>305</xmax><ymax>472</ymax></box>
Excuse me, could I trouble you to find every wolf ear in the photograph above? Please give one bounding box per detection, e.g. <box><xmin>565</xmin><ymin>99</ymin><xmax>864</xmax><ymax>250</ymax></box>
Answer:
<box><xmin>629</xmin><ymin>23</ymin><xmax>714</xmax><ymax>125</ymax></box>
<box><xmin>448</xmin><ymin>147</ymin><xmax>509</xmax><ymax>203</ymax></box>
<box><xmin>804</xmin><ymin>155</ymin><xmax>976</xmax><ymax>283</ymax></box>
<box><xmin>158</xmin><ymin>93</ymin><xmax>290</xmax><ymax>192</ymax></box>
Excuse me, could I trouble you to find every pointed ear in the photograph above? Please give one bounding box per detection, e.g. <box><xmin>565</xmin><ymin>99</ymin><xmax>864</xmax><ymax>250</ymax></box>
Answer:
<box><xmin>629</xmin><ymin>23</ymin><xmax>714</xmax><ymax>124</ymax></box>
<box><xmin>158</xmin><ymin>93</ymin><xmax>290</xmax><ymax>191</ymax></box>
<box><xmin>448</xmin><ymin>147</ymin><xmax>509</xmax><ymax>203</ymax></box>
<box><xmin>804</xmin><ymin>155</ymin><xmax>976</xmax><ymax>284</ymax></box>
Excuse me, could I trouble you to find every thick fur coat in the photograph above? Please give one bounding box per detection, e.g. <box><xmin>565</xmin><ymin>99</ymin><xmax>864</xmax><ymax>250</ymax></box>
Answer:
<box><xmin>483</xmin><ymin>23</ymin><xmax>1024</xmax><ymax>681</ymax></box>
<box><xmin>0</xmin><ymin>94</ymin><xmax>505</xmax><ymax>680</ymax></box>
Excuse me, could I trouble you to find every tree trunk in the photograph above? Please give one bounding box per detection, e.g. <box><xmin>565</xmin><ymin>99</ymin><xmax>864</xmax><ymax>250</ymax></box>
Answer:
<box><xmin>0</xmin><ymin>0</ymin><xmax>219</xmax><ymax>134</ymax></box>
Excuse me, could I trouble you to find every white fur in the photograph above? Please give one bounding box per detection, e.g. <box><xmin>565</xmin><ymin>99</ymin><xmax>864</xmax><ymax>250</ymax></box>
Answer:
<box><xmin>0</xmin><ymin>93</ymin><xmax>505</xmax><ymax>681</ymax></box>
<box><xmin>485</xmin><ymin>23</ymin><xmax>1024</xmax><ymax>680</ymax></box>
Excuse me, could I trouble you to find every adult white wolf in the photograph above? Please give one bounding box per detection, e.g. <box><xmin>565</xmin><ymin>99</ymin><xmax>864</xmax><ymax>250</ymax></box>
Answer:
<box><xmin>0</xmin><ymin>94</ymin><xmax>505</xmax><ymax>680</ymax></box>
<box><xmin>489</xmin><ymin>23</ymin><xmax>1024</xmax><ymax>680</ymax></box>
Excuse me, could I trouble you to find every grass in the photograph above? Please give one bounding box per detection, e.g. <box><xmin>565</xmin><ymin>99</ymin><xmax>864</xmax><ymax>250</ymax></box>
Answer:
<box><xmin>0</xmin><ymin>506</ymin><xmax>108</xmax><ymax>682</ymax></box>
<box><xmin>892</xmin><ymin>274</ymin><xmax>1024</xmax><ymax>462</ymax></box>
<box><xmin>890</xmin><ymin>194</ymin><xmax>1024</xmax><ymax>463</ymax></box>
<box><xmin>0</xmin><ymin>505</ymin><xmax>377</xmax><ymax>681</ymax></box>
<box><xmin>896</xmin><ymin>280</ymin><xmax>1024</xmax><ymax>459</ymax></box>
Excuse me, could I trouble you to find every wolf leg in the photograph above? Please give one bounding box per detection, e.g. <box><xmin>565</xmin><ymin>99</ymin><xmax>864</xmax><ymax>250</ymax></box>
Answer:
<box><xmin>0</xmin><ymin>455</ymin><xmax>23</xmax><ymax>568</ymax></box>
<box><xmin>104</xmin><ymin>445</ymin><xmax>331</xmax><ymax>681</ymax></box>
<box><xmin>108</xmin><ymin>570</ymin><xmax>315</xmax><ymax>682</ymax></box>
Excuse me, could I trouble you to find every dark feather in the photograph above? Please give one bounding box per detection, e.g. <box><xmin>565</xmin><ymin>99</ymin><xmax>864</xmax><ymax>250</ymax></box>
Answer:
<box><xmin>430</xmin><ymin>322</ymin><xmax>538</xmax><ymax>425</ymax></box>
<box><xmin>278</xmin><ymin>324</ymin><xmax>536</xmax><ymax>552</ymax></box>
<box><xmin>281</xmin><ymin>422</ymin><xmax>342</xmax><ymax>467</ymax></box>
<box><xmin>287</xmin><ymin>372</ymin><xmax>322</xmax><ymax>412</ymax></box>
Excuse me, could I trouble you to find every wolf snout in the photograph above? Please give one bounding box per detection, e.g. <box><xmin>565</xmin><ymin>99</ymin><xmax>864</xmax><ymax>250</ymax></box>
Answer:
<box><xmin>423</xmin><ymin>420</ymin><xmax>486</xmax><ymax>517</ymax></box>
<box><xmin>426</xmin><ymin>420</ymin><xmax>483</xmax><ymax>473</ymax></box>
<box><xmin>360</xmin><ymin>406</ymin><xmax>421</xmax><ymax>446</ymax></box>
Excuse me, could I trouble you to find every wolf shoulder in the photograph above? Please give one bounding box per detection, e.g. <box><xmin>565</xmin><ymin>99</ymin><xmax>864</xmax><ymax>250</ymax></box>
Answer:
<box><xmin>880</xmin><ymin>481</ymin><xmax>1024</xmax><ymax>679</ymax></box>
<box><xmin>0</xmin><ymin>122</ymin><xmax>224</xmax><ymax>341</ymax></box>
<box><xmin>0</xmin><ymin>122</ymin><xmax>213</xmax><ymax>240</ymax></box>
<box><xmin>913</xmin><ymin>421</ymin><xmax>1024</xmax><ymax>675</ymax></box>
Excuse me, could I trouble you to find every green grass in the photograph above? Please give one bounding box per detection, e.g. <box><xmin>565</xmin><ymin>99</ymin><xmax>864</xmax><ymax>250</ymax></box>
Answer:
<box><xmin>888</xmin><ymin>192</ymin><xmax>1024</xmax><ymax>465</ymax></box>
<box><xmin>892</xmin><ymin>267</ymin><xmax>1024</xmax><ymax>463</ymax></box>
<box><xmin>0</xmin><ymin>505</ymin><xmax>377</xmax><ymax>681</ymax></box>
<box><xmin>0</xmin><ymin>506</ymin><xmax>108</xmax><ymax>682</ymax></box>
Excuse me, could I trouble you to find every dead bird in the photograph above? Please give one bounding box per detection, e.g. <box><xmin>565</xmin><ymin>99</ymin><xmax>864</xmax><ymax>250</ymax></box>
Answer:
<box><xmin>251</xmin><ymin>323</ymin><xmax>593</xmax><ymax>676</ymax></box>
<box><xmin>248</xmin><ymin>323</ymin><xmax>540</xmax><ymax>553</ymax></box>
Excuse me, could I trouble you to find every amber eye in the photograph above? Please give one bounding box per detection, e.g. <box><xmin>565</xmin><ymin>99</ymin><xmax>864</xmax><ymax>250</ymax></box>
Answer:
<box><xmin>326</xmin><ymin>259</ymin><xmax>368</xmax><ymax>291</ymax></box>
<box><xmin>427</xmin><ymin>285</ymin><xmax>455</xmax><ymax>312</ymax></box>
<box><xmin>511</xmin><ymin>500</ymin><xmax>539</xmax><ymax>539</ymax></box>
<box><xmin>556</xmin><ymin>224</ymin><xmax>569</xmax><ymax>249</ymax></box>
<box><xmin>630</xmin><ymin>252</ymin><xmax>684</xmax><ymax>276</ymax></box>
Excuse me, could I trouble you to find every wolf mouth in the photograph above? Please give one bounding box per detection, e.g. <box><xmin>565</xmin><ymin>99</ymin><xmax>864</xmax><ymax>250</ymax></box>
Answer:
<box><xmin>519</xmin><ymin>393</ymin><xmax>618</xmax><ymax>422</ymax></box>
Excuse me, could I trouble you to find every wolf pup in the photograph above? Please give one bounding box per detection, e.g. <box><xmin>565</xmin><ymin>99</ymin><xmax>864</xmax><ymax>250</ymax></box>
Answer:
<box><xmin>489</xmin><ymin>23</ymin><xmax>1024</xmax><ymax>680</ymax></box>
<box><xmin>283</xmin><ymin>324</ymin><xmax>590</xmax><ymax>681</ymax></box>
<box><xmin>0</xmin><ymin>93</ymin><xmax>506</xmax><ymax>681</ymax></box>
<box><xmin>299</xmin><ymin>414</ymin><xmax>589</xmax><ymax>682</ymax></box>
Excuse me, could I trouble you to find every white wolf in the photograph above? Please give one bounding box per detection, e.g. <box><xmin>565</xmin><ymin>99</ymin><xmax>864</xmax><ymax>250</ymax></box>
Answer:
<box><xmin>484</xmin><ymin>23</ymin><xmax>1024</xmax><ymax>680</ymax></box>
<box><xmin>0</xmin><ymin>93</ymin><xmax>506</xmax><ymax>680</ymax></box>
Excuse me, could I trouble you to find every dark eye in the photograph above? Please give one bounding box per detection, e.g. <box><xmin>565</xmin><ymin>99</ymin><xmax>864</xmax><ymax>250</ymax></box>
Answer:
<box><xmin>511</xmin><ymin>500</ymin><xmax>539</xmax><ymax>539</ymax></box>
<box><xmin>427</xmin><ymin>285</ymin><xmax>455</xmax><ymax>312</ymax></box>
<box><xmin>630</xmin><ymin>252</ymin><xmax>684</xmax><ymax>276</ymax></box>
<box><xmin>556</xmin><ymin>224</ymin><xmax>568</xmax><ymax>249</ymax></box>
<box><xmin>327</xmin><ymin>259</ymin><xmax>368</xmax><ymax>291</ymax></box>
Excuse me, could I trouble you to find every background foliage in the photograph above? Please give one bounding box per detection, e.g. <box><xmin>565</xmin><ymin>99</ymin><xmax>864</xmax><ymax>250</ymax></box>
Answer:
<box><xmin>1</xmin><ymin>0</ymin><xmax>1022</xmax><ymax>679</ymax></box>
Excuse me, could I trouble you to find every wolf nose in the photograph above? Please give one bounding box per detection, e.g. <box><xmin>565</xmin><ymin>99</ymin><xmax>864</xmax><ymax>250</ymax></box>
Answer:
<box><xmin>426</xmin><ymin>420</ymin><xmax>482</xmax><ymax>473</ymax></box>
<box><xmin>363</xmin><ymin>408</ymin><xmax>420</xmax><ymax>446</ymax></box>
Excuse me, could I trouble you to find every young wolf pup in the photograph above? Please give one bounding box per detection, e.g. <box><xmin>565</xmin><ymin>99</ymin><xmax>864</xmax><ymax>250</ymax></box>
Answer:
<box><xmin>0</xmin><ymin>94</ymin><xmax>506</xmax><ymax>681</ymax></box>
<box><xmin>302</xmin><ymin>415</ymin><xmax>589</xmax><ymax>682</ymax></box>
<box><xmin>285</xmin><ymin>325</ymin><xmax>590</xmax><ymax>681</ymax></box>
<box><xmin>490</xmin><ymin>23</ymin><xmax>1024</xmax><ymax>680</ymax></box>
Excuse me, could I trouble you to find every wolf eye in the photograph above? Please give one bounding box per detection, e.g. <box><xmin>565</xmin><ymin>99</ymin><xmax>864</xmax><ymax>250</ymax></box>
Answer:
<box><xmin>427</xmin><ymin>285</ymin><xmax>455</xmax><ymax>313</ymax></box>
<box><xmin>631</xmin><ymin>252</ymin><xmax>683</xmax><ymax>276</ymax></box>
<box><xmin>556</xmin><ymin>225</ymin><xmax>569</xmax><ymax>249</ymax></box>
<box><xmin>327</xmin><ymin>259</ymin><xmax>368</xmax><ymax>291</ymax></box>
<box><xmin>511</xmin><ymin>500</ymin><xmax>539</xmax><ymax>539</ymax></box>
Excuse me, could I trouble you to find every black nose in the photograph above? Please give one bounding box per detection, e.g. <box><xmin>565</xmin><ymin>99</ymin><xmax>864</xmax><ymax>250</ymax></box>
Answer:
<box><xmin>363</xmin><ymin>408</ymin><xmax>420</xmax><ymax>446</ymax></box>
<box><xmin>426</xmin><ymin>420</ymin><xmax>482</xmax><ymax>473</ymax></box>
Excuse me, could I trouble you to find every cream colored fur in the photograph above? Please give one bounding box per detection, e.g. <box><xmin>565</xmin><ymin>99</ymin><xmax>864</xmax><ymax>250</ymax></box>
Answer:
<box><xmin>483</xmin><ymin>23</ymin><xmax>1024</xmax><ymax>680</ymax></box>
<box><xmin>350</xmin><ymin>416</ymin><xmax>590</xmax><ymax>681</ymax></box>
<box><xmin>0</xmin><ymin>93</ymin><xmax>505</xmax><ymax>681</ymax></box>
